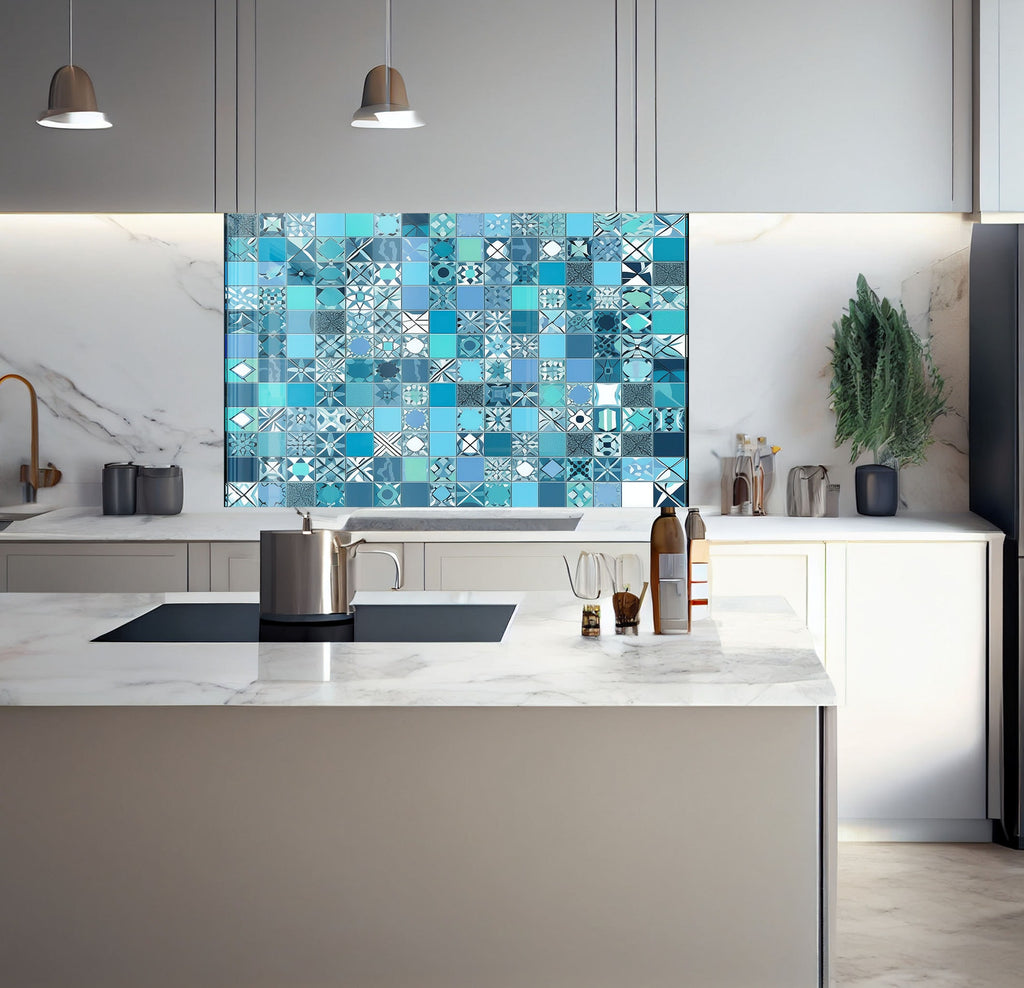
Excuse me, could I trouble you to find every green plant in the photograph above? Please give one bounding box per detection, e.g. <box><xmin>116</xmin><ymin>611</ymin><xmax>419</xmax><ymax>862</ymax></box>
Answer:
<box><xmin>829</xmin><ymin>274</ymin><xmax>946</xmax><ymax>467</ymax></box>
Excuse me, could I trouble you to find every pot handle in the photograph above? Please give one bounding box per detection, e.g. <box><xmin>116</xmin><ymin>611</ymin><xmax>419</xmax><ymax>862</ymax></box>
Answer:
<box><xmin>333</xmin><ymin>537</ymin><xmax>403</xmax><ymax>591</ymax></box>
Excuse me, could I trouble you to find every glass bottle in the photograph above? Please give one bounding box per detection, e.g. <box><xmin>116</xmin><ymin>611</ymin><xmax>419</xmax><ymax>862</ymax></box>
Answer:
<box><xmin>732</xmin><ymin>434</ymin><xmax>754</xmax><ymax>516</ymax></box>
<box><xmin>651</xmin><ymin>505</ymin><xmax>687</xmax><ymax>634</ymax></box>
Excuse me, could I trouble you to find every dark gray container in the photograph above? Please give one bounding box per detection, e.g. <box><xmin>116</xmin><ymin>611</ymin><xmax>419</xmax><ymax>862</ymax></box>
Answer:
<box><xmin>855</xmin><ymin>464</ymin><xmax>898</xmax><ymax>516</ymax></box>
<box><xmin>136</xmin><ymin>465</ymin><xmax>183</xmax><ymax>515</ymax></box>
<box><xmin>102</xmin><ymin>462</ymin><xmax>137</xmax><ymax>515</ymax></box>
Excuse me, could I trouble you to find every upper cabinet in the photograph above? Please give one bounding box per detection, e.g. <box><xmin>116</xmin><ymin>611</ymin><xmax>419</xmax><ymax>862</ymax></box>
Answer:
<box><xmin>977</xmin><ymin>0</ymin><xmax>1024</xmax><ymax>215</ymax></box>
<box><xmin>0</xmin><ymin>0</ymin><xmax>979</xmax><ymax>213</ymax></box>
<box><xmin>654</xmin><ymin>0</ymin><xmax>972</xmax><ymax>212</ymax></box>
<box><xmin>0</xmin><ymin>0</ymin><xmax>216</xmax><ymax>212</ymax></box>
<box><xmin>240</xmin><ymin>0</ymin><xmax>617</xmax><ymax>213</ymax></box>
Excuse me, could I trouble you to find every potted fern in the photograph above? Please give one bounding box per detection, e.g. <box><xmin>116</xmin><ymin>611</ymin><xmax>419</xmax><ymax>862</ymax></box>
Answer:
<box><xmin>829</xmin><ymin>274</ymin><xmax>946</xmax><ymax>515</ymax></box>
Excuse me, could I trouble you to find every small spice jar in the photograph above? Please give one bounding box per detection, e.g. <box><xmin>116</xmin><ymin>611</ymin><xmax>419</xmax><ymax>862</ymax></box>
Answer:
<box><xmin>581</xmin><ymin>604</ymin><xmax>601</xmax><ymax>637</ymax></box>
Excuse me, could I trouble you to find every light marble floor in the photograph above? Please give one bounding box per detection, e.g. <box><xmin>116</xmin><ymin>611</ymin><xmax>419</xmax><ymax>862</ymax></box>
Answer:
<box><xmin>836</xmin><ymin>843</ymin><xmax>1024</xmax><ymax>987</ymax></box>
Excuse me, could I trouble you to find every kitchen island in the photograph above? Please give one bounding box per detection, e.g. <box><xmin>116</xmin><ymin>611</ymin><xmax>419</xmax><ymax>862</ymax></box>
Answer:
<box><xmin>0</xmin><ymin>591</ymin><xmax>836</xmax><ymax>988</ymax></box>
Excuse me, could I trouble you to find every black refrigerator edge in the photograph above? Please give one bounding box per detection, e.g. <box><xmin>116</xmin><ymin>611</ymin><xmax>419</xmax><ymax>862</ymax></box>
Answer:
<box><xmin>969</xmin><ymin>222</ymin><xmax>1024</xmax><ymax>849</ymax></box>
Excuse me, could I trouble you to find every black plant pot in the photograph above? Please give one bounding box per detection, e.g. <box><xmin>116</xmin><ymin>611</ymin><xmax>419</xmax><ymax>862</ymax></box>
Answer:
<box><xmin>855</xmin><ymin>464</ymin><xmax>899</xmax><ymax>516</ymax></box>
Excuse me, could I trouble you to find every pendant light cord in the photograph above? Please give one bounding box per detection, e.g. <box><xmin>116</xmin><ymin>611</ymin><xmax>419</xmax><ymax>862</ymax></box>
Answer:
<box><xmin>384</xmin><ymin>0</ymin><xmax>392</xmax><ymax>107</ymax></box>
<box><xmin>69</xmin><ymin>0</ymin><xmax>74</xmax><ymax>66</ymax></box>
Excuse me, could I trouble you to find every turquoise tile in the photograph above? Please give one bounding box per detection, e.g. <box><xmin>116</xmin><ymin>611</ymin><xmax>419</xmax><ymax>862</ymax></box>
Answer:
<box><xmin>430</xmin><ymin>335</ymin><xmax>457</xmax><ymax>359</ymax></box>
<box><xmin>346</xmin><ymin>213</ymin><xmax>374</xmax><ymax>237</ymax></box>
<box><xmin>226</xmin><ymin>262</ymin><xmax>257</xmax><ymax>286</ymax></box>
<box><xmin>653</xmin><ymin>382</ymin><xmax>687</xmax><ymax>407</ymax></box>
<box><xmin>511</xmin><ymin>286</ymin><xmax>539</xmax><ymax>310</ymax></box>
<box><xmin>429</xmin><ymin>310</ymin><xmax>457</xmax><ymax>333</ymax></box>
<box><xmin>538</xmin><ymin>262</ymin><xmax>566</xmax><ymax>286</ymax></box>
<box><xmin>566</xmin><ymin>213</ymin><xmax>594</xmax><ymax>237</ymax></box>
<box><xmin>226</xmin><ymin>211</ymin><xmax>687</xmax><ymax>509</ymax></box>
<box><xmin>259</xmin><ymin>383</ymin><xmax>287</xmax><ymax>406</ymax></box>
<box><xmin>652</xmin><ymin>238</ymin><xmax>687</xmax><ymax>262</ymax></box>
<box><xmin>403</xmin><ymin>261</ymin><xmax>429</xmax><ymax>285</ymax></box>
<box><xmin>651</xmin><ymin>310</ymin><xmax>687</xmax><ymax>335</ymax></box>
<box><xmin>288</xmin><ymin>284</ymin><xmax>315</xmax><ymax>309</ymax></box>
<box><xmin>511</xmin><ymin>482</ymin><xmax>539</xmax><ymax>507</ymax></box>
<box><xmin>593</xmin><ymin>261</ymin><xmax>621</xmax><ymax>286</ymax></box>
<box><xmin>316</xmin><ymin>213</ymin><xmax>345</xmax><ymax>236</ymax></box>
<box><xmin>286</xmin><ymin>335</ymin><xmax>314</xmax><ymax>359</ymax></box>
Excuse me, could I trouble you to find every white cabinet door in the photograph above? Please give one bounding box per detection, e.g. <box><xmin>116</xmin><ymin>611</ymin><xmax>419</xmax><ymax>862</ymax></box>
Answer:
<box><xmin>247</xmin><ymin>0</ymin><xmax>616</xmax><ymax>212</ymax></box>
<box><xmin>424</xmin><ymin>542</ymin><xmax>648</xmax><ymax>592</ymax></box>
<box><xmin>208</xmin><ymin>541</ymin><xmax>425</xmax><ymax>592</ymax></box>
<box><xmin>708</xmin><ymin>543</ymin><xmax>826</xmax><ymax>658</ymax></box>
<box><xmin>0</xmin><ymin>0</ymin><xmax>215</xmax><ymax>211</ymax></box>
<box><xmin>656</xmin><ymin>0</ymin><xmax>971</xmax><ymax>211</ymax></box>
<box><xmin>0</xmin><ymin>543</ymin><xmax>188</xmax><ymax>593</ymax></box>
<box><xmin>978</xmin><ymin>0</ymin><xmax>1024</xmax><ymax>212</ymax></box>
<box><xmin>838</xmin><ymin>541</ymin><xmax>989</xmax><ymax>840</ymax></box>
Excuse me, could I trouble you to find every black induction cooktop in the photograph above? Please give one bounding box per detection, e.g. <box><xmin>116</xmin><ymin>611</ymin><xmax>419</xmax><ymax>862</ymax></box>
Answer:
<box><xmin>93</xmin><ymin>602</ymin><xmax>516</xmax><ymax>644</ymax></box>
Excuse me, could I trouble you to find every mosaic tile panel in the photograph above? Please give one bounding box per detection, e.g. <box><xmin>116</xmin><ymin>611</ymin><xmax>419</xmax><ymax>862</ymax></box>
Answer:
<box><xmin>224</xmin><ymin>212</ymin><xmax>688</xmax><ymax>508</ymax></box>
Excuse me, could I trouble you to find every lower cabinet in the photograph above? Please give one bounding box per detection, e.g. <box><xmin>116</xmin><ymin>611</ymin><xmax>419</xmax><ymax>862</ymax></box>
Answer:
<box><xmin>708</xmin><ymin>542</ymin><xmax>826</xmax><ymax>658</ymax></box>
<box><xmin>423</xmin><ymin>541</ymin><xmax>649</xmax><ymax>592</ymax></box>
<box><xmin>0</xmin><ymin>543</ymin><xmax>188</xmax><ymax>593</ymax></box>
<box><xmin>835</xmin><ymin>541</ymin><xmax>990</xmax><ymax>841</ymax></box>
<box><xmin>0</xmin><ymin>532</ymin><xmax>995</xmax><ymax>841</ymax></box>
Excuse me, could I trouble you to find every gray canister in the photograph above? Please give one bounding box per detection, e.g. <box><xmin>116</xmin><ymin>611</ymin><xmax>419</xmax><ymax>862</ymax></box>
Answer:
<box><xmin>136</xmin><ymin>465</ymin><xmax>184</xmax><ymax>515</ymax></box>
<box><xmin>102</xmin><ymin>462</ymin><xmax>137</xmax><ymax>515</ymax></box>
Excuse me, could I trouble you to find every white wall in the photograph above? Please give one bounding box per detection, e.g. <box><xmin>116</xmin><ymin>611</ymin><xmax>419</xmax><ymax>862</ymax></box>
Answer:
<box><xmin>0</xmin><ymin>212</ymin><xmax>972</xmax><ymax>514</ymax></box>
<box><xmin>690</xmin><ymin>214</ymin><xmax>972</xmax><ymax>514</ymax></box>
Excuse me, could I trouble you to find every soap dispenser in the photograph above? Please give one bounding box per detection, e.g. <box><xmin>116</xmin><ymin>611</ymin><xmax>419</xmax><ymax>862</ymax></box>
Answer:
<box><xmin>650</xmin><ymin>505</ymin><xmax>687</xmax><ymax>634</ymax></box>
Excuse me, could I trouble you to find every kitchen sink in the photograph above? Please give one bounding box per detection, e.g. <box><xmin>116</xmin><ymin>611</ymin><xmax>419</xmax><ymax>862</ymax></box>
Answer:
<box><xmin>337</xmin><ymin>508</ymin><xmax>583</xmax><ymax>532</ymax></box>
<box><xmin>93</xmin><ymin>602</ymin><xmax>516</xmax><ymax>644</ymax></box>
<box><xmin>0</xmin><ymin>504</ymin><xmax>56</xmax><ymax>523</ymax></box>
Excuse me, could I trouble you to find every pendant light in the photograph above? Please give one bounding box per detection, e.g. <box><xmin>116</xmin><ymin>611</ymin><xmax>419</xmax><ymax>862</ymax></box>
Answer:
<box><xmin>37</xmin><ymin>0</ymin><xmax>112</xmax><ymax>130</ymax></box>
<box><xmin>351</xmin><ymin>0</ymin><xmax>423</xmax><ymax>129</ymax></box>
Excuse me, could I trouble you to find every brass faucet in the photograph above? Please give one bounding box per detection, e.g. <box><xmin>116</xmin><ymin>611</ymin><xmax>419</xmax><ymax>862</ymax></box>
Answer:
<box><xmin>0</xmin><ymin>374</ymin><xmax>62</xmax><ymax>503</ymax></box>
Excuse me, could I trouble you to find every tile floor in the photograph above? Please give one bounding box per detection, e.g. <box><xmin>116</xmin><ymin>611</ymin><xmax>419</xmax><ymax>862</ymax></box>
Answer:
<box><xmin>836</xmin><ymin>843</ymin><xmax>1024</xmax><ymax>986</ymax></box>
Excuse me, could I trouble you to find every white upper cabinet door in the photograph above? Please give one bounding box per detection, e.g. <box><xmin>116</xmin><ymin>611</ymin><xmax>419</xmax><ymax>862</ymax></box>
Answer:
<box><xmin>978</xmin><ymin>0</ymin><xmax>1024</xmax><ymax>213</ymax></box>
<box><xmin>0</xmin><ymin>0</ymin><xmax>216</xmax><ymax>212</ymax></box>
<box><xmin>247</xmin><ymin>0</ymin><xmax>617</xmax><ymax>213</ymax></box>
<box><xmin>655</xmin><ymin>0</ymin><xmax>971</xmax><ymax>212</ymax></box>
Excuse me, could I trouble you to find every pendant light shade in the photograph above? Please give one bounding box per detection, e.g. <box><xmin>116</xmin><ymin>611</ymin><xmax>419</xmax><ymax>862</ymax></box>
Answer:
<box><xmin>37</xmin><ymin>65</ymin><xmax>111</xmax><ymax>129</ymax></box>
<box><xmin>351</xmin><ymin>0</ymin><xmax>423</xmax><ymax>129</ymax></box>
<box><xmin>351</xmin><ymin>65</ymin><xmax>424</xmax><ymax>129</ymax></box>
<box><xmin>37</xmin><ymin>0</ymin><xmax>112</xmax><ymax>130</ymax></box>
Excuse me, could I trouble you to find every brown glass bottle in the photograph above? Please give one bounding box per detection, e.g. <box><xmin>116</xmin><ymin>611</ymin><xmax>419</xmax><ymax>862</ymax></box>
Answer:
<box><xmin>650</xmin><ymin>505</ymin><xmax>687</xmax><ymax>634</ymax></box>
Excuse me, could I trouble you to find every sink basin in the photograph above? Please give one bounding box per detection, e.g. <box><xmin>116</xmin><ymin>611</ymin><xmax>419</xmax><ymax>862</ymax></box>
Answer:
<box><xmin>0</xmin><ymin>504</ymin><xmax>56</xmax><ymax>522</ymax></box>
<box><xmin>93</xmin><ymin>602</ymin><xmax>516</xmax><ymax>644</ymax></box>
<box><xmin>338</xmin><ymin>508</ymin><xmax>583</xmax><ymax>532</ymax></box>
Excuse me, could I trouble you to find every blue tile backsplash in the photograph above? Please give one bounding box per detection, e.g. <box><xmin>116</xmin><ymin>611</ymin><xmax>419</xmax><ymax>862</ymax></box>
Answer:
<box><xmin>223</xmin><ymin>212</ymin><xmax>687</xmax><ymax>508</ymax></box>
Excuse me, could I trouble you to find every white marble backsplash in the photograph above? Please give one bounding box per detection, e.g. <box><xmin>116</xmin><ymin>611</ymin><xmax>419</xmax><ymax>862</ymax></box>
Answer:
<box><xmin>689</xmin><ymin>213</ymin><xmax>974</xmax><ymax>514</ymax></box>
<box><xmin>0</xmin><ymin>212</ymin><xmax>974</xmax><ymax>515</ymax></box>
<box><xmin>0</xmin><ymin>214</ymin><xmax>224</xmax><ymax>510</ymax></box>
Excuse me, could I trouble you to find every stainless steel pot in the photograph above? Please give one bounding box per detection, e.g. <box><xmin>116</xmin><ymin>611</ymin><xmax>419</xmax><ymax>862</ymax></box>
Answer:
<box><xmin>259</xmin><ymin>510</ymin><xmax>402</xmax><ymax>620</ymax></box>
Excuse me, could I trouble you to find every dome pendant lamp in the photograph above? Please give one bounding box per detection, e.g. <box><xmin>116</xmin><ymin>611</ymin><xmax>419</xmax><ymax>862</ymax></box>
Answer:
<box><xmin>351</xmin><ymin>0</ymin><xmax>423</xmax><ymax>129</ymax></box>
<box><xmin>37</xmin><ymin>0</ymin><xmax>112</xmax><ymax>129</ymax></box>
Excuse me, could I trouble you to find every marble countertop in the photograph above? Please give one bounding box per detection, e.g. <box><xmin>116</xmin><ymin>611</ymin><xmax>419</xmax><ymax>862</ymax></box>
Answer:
<box><xmin>0</xmin><ymin>505</ymin><xmax>1003</xmax><ymax>544</ymax></box>
<box><xmin>0</xmin><ymin>591</ymin><xmax>836</xmax><ymax>708</ymax></box>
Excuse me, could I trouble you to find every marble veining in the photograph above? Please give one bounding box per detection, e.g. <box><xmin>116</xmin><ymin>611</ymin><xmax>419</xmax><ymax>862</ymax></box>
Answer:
<box><xmin>0</xmin><ymin>591</ymin><xmax>836</xmax><ymax>707</ymax></box>
<box><xmin>0</xmin><ymin>214</ymin><xmax>225</xmax><ymax>510</ymax></box>
<box><xmin>0</xmin><ymin>213</ymin><xmax>976</xmax><ymax>517</ymax></box>
<box><xmin>836</xmin><ymin>843</ymin><xmax>1024</xmax><ymax>987</ymax></box>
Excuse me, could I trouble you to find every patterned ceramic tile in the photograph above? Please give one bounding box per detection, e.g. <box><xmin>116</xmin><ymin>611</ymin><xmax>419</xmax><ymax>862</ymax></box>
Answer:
<box><xmin>224</xmin><ymin>213</ymin><xmax>687</xmax><ymax>507</ymax></box>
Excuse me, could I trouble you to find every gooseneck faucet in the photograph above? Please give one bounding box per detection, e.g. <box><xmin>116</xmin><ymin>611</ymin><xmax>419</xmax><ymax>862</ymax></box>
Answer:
<box><xmin>0</xmin><ymin>373</ymin><xmax>62</xmax><ymax>503</ymax></box>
